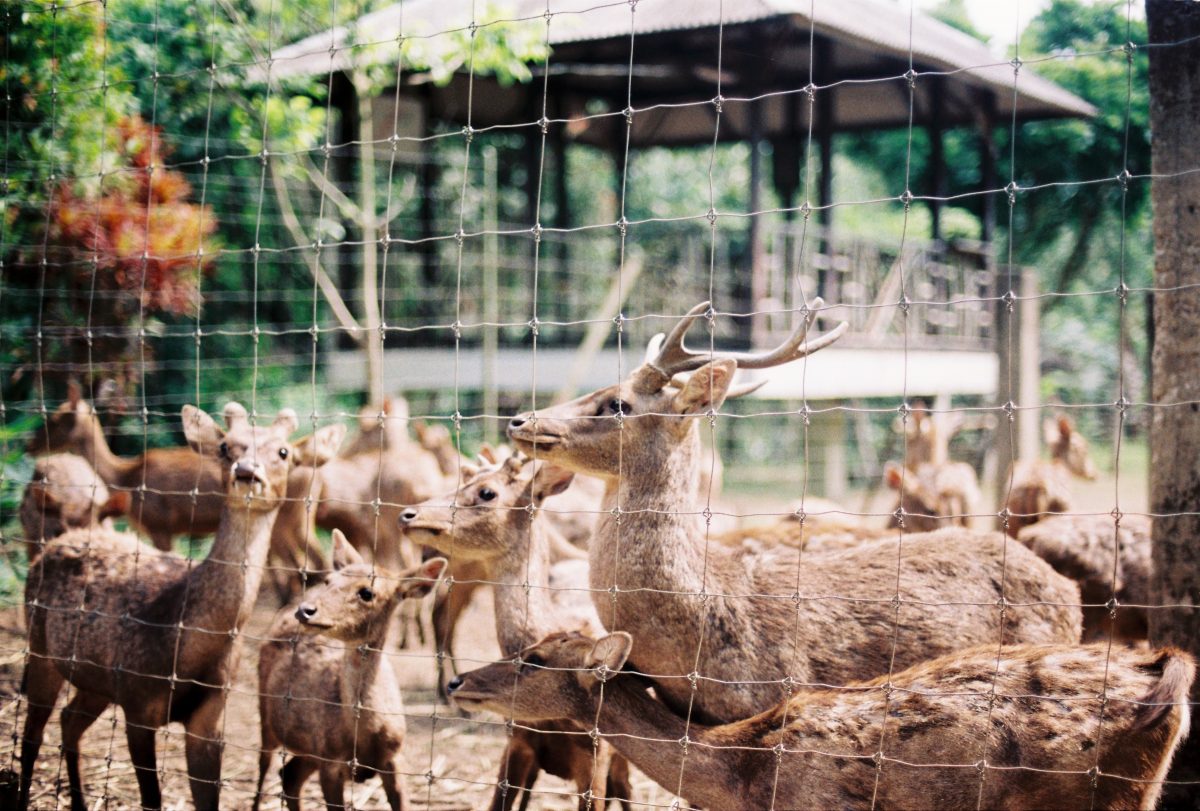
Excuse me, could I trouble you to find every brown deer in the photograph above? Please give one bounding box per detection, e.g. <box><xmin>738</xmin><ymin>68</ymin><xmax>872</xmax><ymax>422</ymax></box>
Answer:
<box><xmin>1004</xmin><ymin>414</ymin><xmax>1099</xmax><ymax>536</ymax></box>
<box><xmin>451</xmin><ymin>631</ymin><xmax>1193</xmax><ymax>811</ymax></box>
<box><xmin>884</xmin><ymin>459</ymin><xmax>982</xmax><ymax>531</ymax></box>
<box><xmin>401</xmin><ymin>456</ymin><xmax>633</xmax><ymax>811</ymax></box>
<box><xmin>19</xmin><ymin>404</ymin><xmax>344</xmax><ymax>811</ymax></box>
<box><xmin>26</xmin><ymin>385</ymin><xmax>231</xmax><ymax>551</ymax></box>
<box><xmin>1018</xmin><ymin>513</ymin><xmax>1151</xmax><ymax>642</ymax></box>
<box><xmin>508</xmin><ymin>300</ymin><xmax>1082</xmax><ymax>723</ymax></box>
<box><xmin>265</xmin><ymin>464</ymin><xmax>331</xmax><ymax>604</ymax></box>
<box><xmin>19</xmin><ymin>454</ymin><xmax>126</xmax><ymax>561</ymax></box>
<box><xmin>254</xmin><ymin>530</ymin><xmax>446</xmax><ymax>811</ymax></box>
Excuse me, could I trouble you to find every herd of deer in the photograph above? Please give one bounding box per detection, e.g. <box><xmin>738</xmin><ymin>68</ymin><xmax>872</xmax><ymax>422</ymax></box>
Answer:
<box><xmin>14</xmin><ymin>299</ymin><xmax>1191</xmax><ymax>811</ymax></box>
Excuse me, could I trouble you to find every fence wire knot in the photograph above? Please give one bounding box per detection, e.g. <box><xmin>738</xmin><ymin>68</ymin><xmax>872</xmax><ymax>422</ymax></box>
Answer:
<box><xmin>712</xmin><ymin>95</ymin><xmax>724</xmax><ymax>113</ymax></box>
<box><xmin>904</xmin><ymin>68</ymin><xmax>917</xmax><ymax>88</ymax></box>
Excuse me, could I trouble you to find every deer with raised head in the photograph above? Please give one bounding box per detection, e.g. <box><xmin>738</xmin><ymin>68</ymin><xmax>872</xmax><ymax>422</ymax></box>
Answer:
<box><xmin>508</xmin><ymin>300</ymin><xmax>1082</xmax><ymax>723</ymax></box>
<box><xmin>26</xmin><ymin>384</ymin><xmax>227</xmax><ymax>551</ymax></box>
<box><xmin>19</xmin><ymin>403</ymin><xmax>344</xmax><ymax>811</ymax></box>
<box><xmin>1019</xmin><ymin>513</ymin><xmax>1151</xmax><ymax>642</ymax></box>
<box><xmin>1004</xmin><ymin>414</ymin><xmax>1098</xmax><ymax>536</ymax></box>
<box><xmin>401</xmin><ymin>456</ymin><xmax>632</xmax><ymax>811</ymax></box>
<box><xmin>19</xmin><ymin>453</ymin><xmax>126</xmax><ymax>561</ymax></box>
<box><xmin>451</xmin><ymin>631</ymin><xmax>1193</xmax><ymax>811</ymax></box>
<box><xmin>255</xmin><ymin>530</ymin><xmax>446</xmax><ymax>811</ymax></box>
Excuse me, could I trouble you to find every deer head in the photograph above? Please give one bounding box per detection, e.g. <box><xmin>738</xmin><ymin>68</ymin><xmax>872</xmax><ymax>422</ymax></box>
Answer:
<box><xmin>398</xmin><ymin>455</ymin><xmax>575</xmax><ymax>561</ymax></box>
<box><xmin>885</xmin><ymin>461</ymin><xmax>978</xmax><ymax>531</ymax></box>
<box><xmin>448</xmin><ymin>631</ymin><xmax>633</xmax><ymax>721</ymax></box>
<box><xmin>181</xmin><ymin>402</ymin><xmax>346</xmax><ymax>511</ymax></box>
<box><xmin>506</xmin><ymin>301</ymin><xmax>847</xmax><ymax>480</ymax></box>
<box><xmin>294</xmin><ymin>529</ymin><xmax>447</xmax><ymax>641</ymax></box>
<box><xmin>1045</xmin><ymin>415</ymin><xmax>1097</xmax><ymax>480</ymax></box>
<box><xmin>26</xmin><ymin>382</ymin><xmax>97</xmax><ymax>454</ymax></box>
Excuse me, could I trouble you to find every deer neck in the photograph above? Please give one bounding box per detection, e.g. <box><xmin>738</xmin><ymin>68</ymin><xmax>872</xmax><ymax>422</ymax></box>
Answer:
<box><xmin>181</xmin><ymin>500</ymin><xmax>278</xmax><ymax>642</ymax></box>
<box><xmin>338</xmin><ymin>608</ymin><xmax>394</xmax><ymax>711</ymax></box>
<box><xmin>490</xmin><ymin>518</ymin><xmax>559</xmax><ymax>655</ymax></box>
<box><xmin>586</xmin><ymin>677</ymin><xmax>738</xmax><ymax>810</ymax></box>
<box><xmin>76</xmin><ymin>418</ymin><xmax>138</xmax><ymax>486</ymax></box>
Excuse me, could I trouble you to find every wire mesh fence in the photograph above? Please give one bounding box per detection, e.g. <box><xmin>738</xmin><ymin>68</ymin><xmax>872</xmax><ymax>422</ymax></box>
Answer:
<box><xmin>2</xmin><ymin>0</ymin><xmax>1198</xmax><ymax>809</ymax></box>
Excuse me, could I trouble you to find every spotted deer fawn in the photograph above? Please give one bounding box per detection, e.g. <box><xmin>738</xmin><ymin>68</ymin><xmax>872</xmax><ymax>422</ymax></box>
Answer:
<box><xmin>19</xmin><ymin>453</ymin><xmax>126</xmax><ymax>561</ymax></box>
<box><xmin>27</xmin><ymin>384</ymin><xmax>230</xmax><ymax>551</ymax></box>
<box><xmin>1004</xmin><ymin>414</ymin><xmax>1098</xmax><ymax>536</ymax></box>
<box><xmin>452</xmin><ymin>632</ymin><xmax>1194</xmax><ymax>811</ymax></box>
<box><xmin>255</xmin><ymin>530</ymin><xmax>446</xmax><ymax>811</ymax></box>
<box><xmin>401</xmin><ymin>456</ymin><xmax>633</xmax><ymax>811</ymax></box>
<box><xmin>20</xmin><ymin>404</ymin><xmax>344</xmax><ymax>811</ymax></box>
<box><xmin>509</xmin><ymin>300</ymin><xmax>1083</xmax><ymax>723</ymax></box>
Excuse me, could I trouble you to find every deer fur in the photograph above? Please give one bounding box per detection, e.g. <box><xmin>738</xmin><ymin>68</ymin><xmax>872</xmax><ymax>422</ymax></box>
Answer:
<box><xmin>266</xmin><ymin>464</ymin><xmax>330</xmax><ymax>604</ymax></box>
<box><xmin>1018</xmin><ymin>514</ymin><xmax>1151</xmax><ymax>642</ymax></box>
<box><xmin>508</xmin><ymin>302</ymin><xmax>1082</xmax><ymax>722</ymax></box>
<box><xmin>254</xmin><ymin>530</ymin><xmax>446</xmax><ymax>811</ymax></box>
<box><xmin>452</xmin><ymin>632</ymin><xmax>1194</xmax><ymax>811</ymax></box>
<box><xmin>27</xmin><ymin>388</ymin><xmax>226</xmax><ymax>551</ymax></box>
<box><xmin>885</xmin><ymin>460</ymin><xmax>982</xmax><ymax>531</ymax></box>
<box><xmin>402</xmin><ymin>457</ymin><xmax>633</xmax><ymax>811</ymax></box>
<box><xmin>1004</xmin><ymin>415</ymin><xmax>1098</xmax><ymax>537</ymax></box>
<box><xmin>19</xmin><ymin>453</ymin><xmax>126</xmax><ymax>561</ymax></box>
<box><xmin>19</xmin><ymin>404</ymin><xmax>345</xmax><ymax>811</ymax></box>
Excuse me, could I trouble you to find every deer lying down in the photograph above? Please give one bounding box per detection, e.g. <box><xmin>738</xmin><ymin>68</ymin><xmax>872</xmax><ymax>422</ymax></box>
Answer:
<box><xmin>452</xmin><ymin>632</ymin><xmax>1194</xmax><ymax>811</ymax></box>
<box><xmin>1018</xmin><ymin>514</ymin><xmax>1151</xmax><ymax>642</ymax></box>
<box><xmin>1004</xmin><ymin>415</ymin><xmax>1098</xmax><ymax>537</ymax></box>
<box><xmin>20</xmin><ymin>405</ymin><xmax>344</xmax><ymax>811</ymax></box>
<box><xmin>255</xmin><ymin>530</ymin><xmax>446</xmax><ymax>811</ymax></box>
<box><xmin>401</xmin><ymin>456</ymin><xmax>633</xmax><ymax>811</ymax></box>
<box><xmin>510</xmin><ymin>300</ymin><xmax>1084</xmax><ymax>723</ymax></box>
<box><xmin>885</xmin><ymin>459</ymin><xmax>982</xmax><ymax>531</ymax></box>
<box><xmin>19</xmin><ymin>453</ymin><xmax>126</xmax><ymax>561</ymax></box>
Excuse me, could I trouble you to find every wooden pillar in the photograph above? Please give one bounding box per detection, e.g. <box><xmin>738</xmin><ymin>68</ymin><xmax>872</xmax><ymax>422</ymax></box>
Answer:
<box><xmin>1146</xmin><ymin>2</ymin><xmax>1200</xmax><ymax>802</ymax></box>
<box><xmin>927</xmin><ymin>75</ymin><xmax>945</xmax><ymax>243</ymax></box>
<box><xmin>991</xmin><ymin>267</ymin><xmax>1039</xmax><ymax>507</ymax></box>
<box><xmin>977</xmin><ymin>90</ymin><xmax>998</xmax><ymax>246</ymax></box>
<box><xmin>772</xmin><ymin>95</ymin><xmax>803</xmax><ymax>220</ymax></box>
<box><xmin>748</xmin><ymin>101</ymin><xmax>766</xmax><ymax>346</ymax></box>
<box><xmin>417</xmin><ymin>88</ymin><xmax>439</xmax><ymax>311</ymax></box>
<box><xmin>551</xmin><ymin>117</ymin><xmax>571</xmax><ymax>323</ymax></box>
<box><xmin>815</xmin><ymin>36</ymin><xmax>835</xmax><ymax>299</ymax></box>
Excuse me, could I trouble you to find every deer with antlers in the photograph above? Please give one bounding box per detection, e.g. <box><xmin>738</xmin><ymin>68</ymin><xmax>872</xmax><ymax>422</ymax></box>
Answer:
<box><xmin>508</xmin><ymin>300</ymin><xmax>1083</xmax><ymax>723</ymax></box>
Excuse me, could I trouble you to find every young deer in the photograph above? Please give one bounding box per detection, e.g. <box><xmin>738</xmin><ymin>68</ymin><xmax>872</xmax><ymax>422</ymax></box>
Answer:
<box><xmin>27</xmin><ymin>385</ymin><xmax>227</xmax><ymax>551</ymax></box>
<box><xmin>452</xmin><ymin>632</ymin><xmax>1194</xmax><ymax>811</ymax></box>
<box><xmin>401</xmin><ymin>456</ymin><xmax>633</xmax><ymax>811</ymax></box>
<box><xmin>884</xmin><ymin>459</ymin><xmax>982</xmax><ymax>531</ymax></box>
<box><xmin>1018</xmin><ymin>513</ymin><xmax>1151</xmax><ymax>642</ymax></box>
<box><xmin>1004</xmin><ymin>415</ymin><xmax>1098</xmax><ymax>536</ymax></box>
<box><xmin>508</xmin><ymin>300</ymin><xmax>1082</xmax><ymax>723</ymax></box>
<box><xmin>19</xmin><ymin>453</ymin><xmax>126</xmax><ymax>561</ymax></box>
<box><xmin>20</xmin><ymin>404</ymin><xmax>344</xmax><ymax>811</ymax></box>
<box><xmin>255</xmin><ymin>530</ymin><xmax>446</xmax><ymax>811</ymax></box>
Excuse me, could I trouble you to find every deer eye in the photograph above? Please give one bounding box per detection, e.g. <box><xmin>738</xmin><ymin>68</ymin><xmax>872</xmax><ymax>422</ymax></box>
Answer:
<box><xmin>478</xmin><ymin>487</ymin><xmax>497</xmax><ymax>502</ymax></box>
<box><xmin>601</xmin><ymin>399</ymin><xmax>629</xmax><ymax>416</ymax></box>
<box><xmin>357</xmin><ymin>587</ymin><xmax>374</xmax><ymax>602</ymax></box>
<box><xmin>523</xmin><ymin>653</ymin><xmax>546</xmax><ymax>669</ymax></box>
<box><xmin>278</xmin><ymin>447</ymin><xmax>289</xmax><ymax>460</ymax></box>
<box><xmin>218</xmin><ymin>442</ymin><xmax>229</xmax><ymax>459</ymax></box>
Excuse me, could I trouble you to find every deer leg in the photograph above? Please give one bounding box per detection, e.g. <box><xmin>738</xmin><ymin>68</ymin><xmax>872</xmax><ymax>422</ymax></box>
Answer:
<box><xmin>124</xmin><ymin>719</ymin><xmax>162</xmax><ymax>811</ymax></box>
<box><xmin>61</xmin><ymin>690</ymin><xmax>110</xmax><ymax>811</ymax></box>
<box><xmin>18</xmin><ymin>657</ymin><xmax>64</xmax><ymax>810</ymax></box>
<box><xmin>252</xmin><ymin>746</ymin><xmax>277</xmax><ymax>811</ymax></box>
<box><xmin>317</xmin><ymin>763</ymin><xmax>348</xmax><ymax>810</ymax></box>
<box><xmin>606</xmin><ymin>754</ymin><xmax>633</xmax><ymax>811</ymax></box>
<box><xmin>490</xmin><ymin>736</ymin><xmax>539</xmax><ymax>811</ymax></box>
<box><xmin>280</xmin><ymin>755</ymin><xmax>318</xmax><ymax>811</ymax></box>
<box><xmin>378</xmin><ymin>755</ymin><xmax>408</xmax><ymax>811</ymax></box>
<box><xmin>182</xmin><ymin>691</ymin><xmax>226</xmax><ymax>811</ymax></box>
<box><xmin>148</xmin><ymin>530</ymin><xmax>173</xmax><ymax>552</ymax></box>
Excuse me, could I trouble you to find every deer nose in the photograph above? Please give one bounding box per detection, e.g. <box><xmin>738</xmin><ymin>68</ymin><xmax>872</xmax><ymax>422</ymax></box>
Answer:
<box><xmin>446</xmin><ymin>675</ymin><xmax>464</xmax><ymax>693</ymax></box>
<box><xmin>295</xmin><ymin>603</ymin><xmax>317</xmax><ymax>622</ymax></box>
<box><xmin>508</xmin><ymin>415</ymin><xmax>528</xmax><ymax>430</ymax></box>
<box><xmin>399</xmin><ymin>507</ymin><xmax>419</xmax><ymax>524</ymax></box>
<box><xmin>233</xmin><ymin>461</ymin><xmax>257</xmax><ymax>482</ymax></box>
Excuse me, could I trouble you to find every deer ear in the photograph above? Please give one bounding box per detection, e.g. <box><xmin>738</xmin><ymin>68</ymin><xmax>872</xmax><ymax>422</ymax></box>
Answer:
<box><xmin>66</xmin><ymin>380</ymin><xmax>82</xmax><ymax>407</ymax></box>
<box><xmin>459</xmin><ymin>462</ymin><xmax>481</xmax><ymax>482</ymax></box>
<box><xmin>1056</xmin><ymin>415</ymin><xmax>1073</xmax><ymax>440</ymax></box>
<box><xmin>292</xmin><ymin>424</ymin><xmax>347</xmax><ymax>467</ymax></box>
<box><xmin>531</xmin><ymin>464</ymin><xmax>575</xmax><ymax>503</ymax></box>
<box><xmin>672</xmin><ymin>359</ymin><xmax>736</xmax><ymax>416</ymax></box>
<box><xmin>181</xmin><ymin>405</ymin><xmax>225</xmax><ymax>455</ymax></box>
<box><xmin>586</xmin><ymin>632</ymin><xmax>633</xmax><ymax>674</ymax></box>
<box><xmin>99</xmin><ymin>490</ymin><xmax>130</xmax><ymax>520</ymax></box>
<box><xmin>330</xmin><ymin>529</ymin><xmax>363</xmax><ymax>570</ymax></box>
<box><xmin>884</xmin><ymin>461</ymin><xmax>905</xmax><ymax>491</ymax></box>
<box><xmin>272</xmin><ymin>408</ymin><xmax>300</xmax><ymax>437</ymax></box>
<box><xmin>402</xmin><ymin>556</ymin><xmax>447</xmax><ymax>599</ymax></box>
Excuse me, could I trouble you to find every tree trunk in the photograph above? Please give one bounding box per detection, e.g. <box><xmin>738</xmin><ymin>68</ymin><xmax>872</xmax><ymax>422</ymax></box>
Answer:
<box><xmin>354</xmin><ymin>69</ymin><xmax>384</xmax><ymax>406</ymax></box>
<box><xmin>1145</xmin><ymin>1</ymin><xmax>1200</xmax><ymax>804</ymax></box>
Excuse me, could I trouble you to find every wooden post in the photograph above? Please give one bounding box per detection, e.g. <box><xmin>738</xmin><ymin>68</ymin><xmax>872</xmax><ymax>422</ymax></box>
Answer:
<box><xmin>748</xmin><ymin>101</ymin><xmax>766</xmax><ymax>347</ymax></box>
<box><xmin>1146</xmin><ymin>2</ymin><xmax>1200</xmax><ymax>802</ymax></box>
<box><xmin>482</xmin><ymin>147</ymin><xmax>500</xmax><ymax>445</ymax></box>
<box><xmin>977</xmin><ymin>90</ymin><xmax>997</xmax><ymax>245</ymax></box>
<box><xmin>927</xmin><ymin>75</ymin><xmax>945</xmax><ymax>243</ymax></box>
<box><xmin>991</xmin><ymin>267</ymin><xmax>1038</xmax><ymax>508</ymax></box>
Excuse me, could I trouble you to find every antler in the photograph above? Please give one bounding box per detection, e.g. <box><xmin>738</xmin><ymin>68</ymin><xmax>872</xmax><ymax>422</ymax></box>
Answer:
<box><xmin>642</xmin><ymin>299</ymin><xmax>848</xmax><ymax>387</ymax></box>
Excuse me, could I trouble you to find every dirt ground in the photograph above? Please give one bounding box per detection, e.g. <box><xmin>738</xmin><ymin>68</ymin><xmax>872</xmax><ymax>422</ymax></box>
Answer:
<box><xmin>0</xmin><ymin>588</ymin><xmax>681</xmax><ymax>810</ymax></box>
